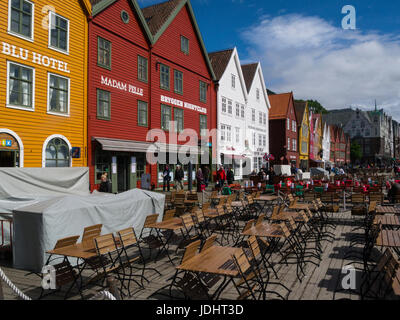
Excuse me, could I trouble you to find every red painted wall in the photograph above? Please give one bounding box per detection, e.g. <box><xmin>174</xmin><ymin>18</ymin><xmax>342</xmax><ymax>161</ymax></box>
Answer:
<box><xmin>88</xmin><ymin>0</ymin><xmax>151</xmax><ymax>190</ymax></box>
<box><xmin>148</xmin><ymin>4</ymin><xmax>215</xmax><ymax>186</ymax></box>
<box><xmin>88</xmin><ymin>1</ymin><xmax>216</xmax><ymax>190</ymax></box>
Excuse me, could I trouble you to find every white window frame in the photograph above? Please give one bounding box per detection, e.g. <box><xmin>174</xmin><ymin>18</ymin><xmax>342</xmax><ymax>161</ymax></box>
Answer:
<box><xmin>258</xmin><ymin>134</ymin><xmax>262</xmax><ymax>146</ymax></box>
<box><xmin>8</xmin><ymin>0</ymin><xmax>35</xmax><ymax>42</ymax></box>
<box><xmin>220</xmin><ymin>124</ymin><xmax>226</xmax><ymax>142</ymax></box>
<box><xmin>47</xmin><ymin>72</ymin><xmax>71</xmax><ymax>117</ymax></box>
<box><xmin>287</xmin><ymin>118</ymin><xmax>290</xmax><ymax>130</ymax></box>
<box><xmin>42</xmin><ymin>134</ymin><xmax>72</xmax><ymax>168</ymax></box>
<box><xmin>235</xmin><ymin>103</ymin><xmax>240</xmax><ymax>117</ymax></box>
<box><xmin>287</xmin><ymin>138</ymin><xmax>290</xmax><ymax>150</ymax></box>
<box><xmin>6</xmin><ymin>60</ymin><xmax>35</xmax><ymax>112</ymax></box>
<box><xmin>253</xmin><ymin>132</ymin><xmax>256</xmax><ymax>146</ymax></box>
<box><xmin>252</xmin><ymin>109</ymin><xmax>255</xmax><ymax>123</ymax></box>
<box><xmin>231</xmin><ymin>74</ymin><xmax>236</xmax><ymax>89</ymax></box>
<box><xmin>48</xmin><ymin>11</ymin><xmax>70</xmax><ymax>55</ymax></box>
<box><xmin>226</xmin><ymin>125</ymin><xmax>232</xmax><ymax>142</ymax></box>
<box><xmin>241</xmin><ymin>105</ymin><xmax>245</xmax><ymax>118</ymax></box>
<box><xmin>227</xmin><ymin>99</ymin><xmax>232</xmax><ymax>114</ymax></box>
<box><xmin>222</xmin><ymin>97</ymin><xmax>227</xmax><ymax>113</ymax></box>
<box><xmin>263</xmin><ymin>113</ymin><xmax>266</xmax><ymax>125</ymax></box>
<box><xmin>259</xmin><ymin>111</ymin><xmax>263</xmax><ymax>125</ymax></box>
<box><xmin>293</xmin><ymin>139</ymin><xmax>296</xmax><ymax>151</ymax></box>
<box><xmin>256</xmin><ymin>88</ymin><xmax>260</xmax><ymax>101</ymax></box>
<box><xmin>235</xmin><ymin>127</ymin><xmax>240</xmax><ymax>143</ymax></box>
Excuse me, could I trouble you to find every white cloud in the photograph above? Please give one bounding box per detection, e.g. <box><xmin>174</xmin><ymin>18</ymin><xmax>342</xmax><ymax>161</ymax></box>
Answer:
<box><xmin>241</xmin><ymin>14</ymin><xmax>400</xmax><ymax>121</ymax></box>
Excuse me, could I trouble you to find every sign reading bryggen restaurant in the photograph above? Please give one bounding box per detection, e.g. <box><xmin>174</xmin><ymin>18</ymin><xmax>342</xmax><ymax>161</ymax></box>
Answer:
<box><xmin>161</xmin><ymin>95</ymin><xmax>207</xmax><ymax>114</ymax></box>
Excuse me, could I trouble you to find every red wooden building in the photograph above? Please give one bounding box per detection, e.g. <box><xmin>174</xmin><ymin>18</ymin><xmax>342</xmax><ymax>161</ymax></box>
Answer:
<box><xmin>88</xmin><ymin>0</ymin><xmax>216</xmax><ymax>192</ymax></box>
<box><xmin>268</xmin><ymin>92</ymin><xmax>299</xmax><ymax>167</ymax></box>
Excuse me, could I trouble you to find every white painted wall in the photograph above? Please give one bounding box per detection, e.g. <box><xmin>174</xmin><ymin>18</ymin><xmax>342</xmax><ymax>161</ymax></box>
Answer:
<box><xmin>244</xmin><ymin>63</ymin><xmax>270</xmax><ymax>173</ymax></box>
<box><xmin>216</xmin><ymin>48</ymin><xmax>248</xmax><ymax>179</ymax></box>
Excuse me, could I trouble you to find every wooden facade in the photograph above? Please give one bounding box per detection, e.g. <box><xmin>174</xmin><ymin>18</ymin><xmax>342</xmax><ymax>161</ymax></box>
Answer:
<box><xmin>0</xmin><ymin>0</ymin><xmax>90</xmax><ymax>168</ymax></box>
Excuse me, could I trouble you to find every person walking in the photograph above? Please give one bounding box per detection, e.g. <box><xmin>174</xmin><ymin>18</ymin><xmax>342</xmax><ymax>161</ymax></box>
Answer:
<box><xmin>202</xmin><ymin>165</ymin><xmax>210</xmax><ymax>188</ymax></box>
<box><xmin>175</xmin><ymin>165</ymin><xmax>184</xmax><ymax>191</ymax></box>
<box><xmin>99</xmin><ymin>173</ymin><xmax>112</xmax><ymax>193</ymax></box>
<box><xmin>227</xmin><ymin>167</ymin><xmax>235</xmax><ymax>185</ymax></box>
<box><xmin>163</xmin><ymin>165</ymin><xmax>171</xmax><ymax>192</ymax></box>
<box><xmin>216</xmin><ymin>165</ymin><xmax>226</xmax><ymax>191</ymax></box>
<box><xmin>196</xmin><ymin>167</ymin><xmax>204</xmax><ymax>192</ymax></box>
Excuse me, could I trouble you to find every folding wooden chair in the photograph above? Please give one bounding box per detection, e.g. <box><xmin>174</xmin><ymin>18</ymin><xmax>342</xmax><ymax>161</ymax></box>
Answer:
<box><xmin>117</xmin><ymin>227</ymin><xmax>161</xmax><ymax>294</ymax></box>
<box><xmin>139</xmin><ymin>214</ymin><xmax>163</xmax><ymax>260</ymax></box>
<box><xmin>82</xmin><ymin>224</ymin><xmax>102</xmax><ymax>248</ymax></box>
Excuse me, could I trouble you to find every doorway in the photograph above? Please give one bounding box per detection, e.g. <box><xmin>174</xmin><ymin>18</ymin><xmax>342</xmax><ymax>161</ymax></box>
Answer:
<box><xmin>0</xmin><ymin>151</ymin><xmax>17</xmax><ymax>167</ymax></box>
<box><xmin>117</xmin><ymin>156</ymin><xmax>130</xmax><ymax>193</ymax></box>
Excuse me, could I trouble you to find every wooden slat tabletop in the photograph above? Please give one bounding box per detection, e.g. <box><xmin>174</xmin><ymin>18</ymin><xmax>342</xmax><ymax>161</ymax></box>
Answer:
<box><xmin>255</xmin><ymin>195</ymin><xmax>279</xmax><ymax>202</ymax></box>
<box><xmin>376</xmin><ymin>230</ymin><xmax>400</xmax><ymax>248</ymax></box>
<box><xmin>270</xmin><ymin>211</ymin><xmax>302</xmax><ymax>222</ymax></box>
<box><xmin>374</xmin><ymin>215</ymin><xmax>400</xmax><ymax>227</ymax></box>
<box><xmin>177</xmin><ymin>246</ymin><xmax>241</xmax><ymax>277</ymax></box>
<box><xmin>241</xmin><ymin>223</ymin><xmax>284</xmax><ymax>238</ymax></box>
<box><xmin>146</xmin><ymin>218</ymin><xmax>184</xmax><ymax>231</ymax></box>
<box><xmin>376</xmin><ymin>206</ymin><xmax>400</xmax><ymax>215</ymax></box>
<box><xmin>47</xmin><ymin>243</ymin><xmax>98</xmax><ymax>260</ymax></box>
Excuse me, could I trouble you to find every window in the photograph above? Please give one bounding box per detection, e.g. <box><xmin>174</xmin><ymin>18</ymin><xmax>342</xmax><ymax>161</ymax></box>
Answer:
<box><xmin>97</xmin><ymin>89</ymin><xmax>110</xmax><ymax>120</ymax></box>
<box><xmin>160</xmin><ymin>64</ymin><xmax>170</xmax><ymax>90</ymax></box>
<box><xmin>292</xmin><ymin>120</ymin><xmax>296</xmax><ymax>132</ymax></box>
<box><xmin>252</xmin><ymin>109</ymin><xmax>255</xmax><ymax>122</ymax></box>
<box><xmin>241</xmin><ymin>105</ymin><xmax>245</xmax><ymax>118</ymax></box>
<box><xmin>95</xmin><ymin>151</ymin><xmax>111</xmax><ymax>183</ymax></box>
<box><xmin>235</xmin><ymin>103</ymin><xmax>240</xmax><ymax>117</ymax></box>
<box><xmin>161</xmin><ymin>104</ymin><xmax>171</xmax><ymax>131</ymax></box>
<box><xmin>98</xmin><ymin>37</ymin><xmax>111</xmax><ymax>69</ymax></box>
<box><xmin>292</xmin><ymin>139</ymin><xmax>296</xmax><ymax>151</ymax></box>
<box><xmin>181</xmin><ymin>36</ymin><xmax>189</xmax><ymax>54</ymax></box>
<box><xmin>227</xmin><ymin>99</ymin><xmax>232</xmax><ymax>114</ymax></box>
<box><xmin>138</xmin><ymin>100</ymin><xmax>148</xmax><ymax>126</ymax></box>
<box><xmin>9</xmin><ymin>0</ymin><xmax>33</xmax><ymax>40</ymax></box>
<box><xmin>253</xmin><ymin>132</ymin><xmax>256</xmax><ymax>146</ymax></box>
<box><xmin>253</xmin><ymin>157</ymin><xmax>258</xmax><ymax>171</ymax></box>
<box><xmin>263</xmin><ymin>113</ymin><xmax>266</xmax><ymax>125</ymax></box>
<box><xmin>231</xmin><ymin>74</ymin><xmax>236</xmax><ymax>89</ymax></box>
<box><xmin>138</xmin><ymin>55</ymin><xmax>148</xmax><ymax>82</ymax></box>
<box><xmin>222</xmin><ymin>97</ymin><xmax>227</xmax><ymax>113</ymax></box>
<box><xmin>235</xmin><ymin>127</ymin><xmax>240</xmax><ymax>143</ymax></box>
<box><xmin>49</xmin><ymin>12</ymin><xmax>69</xmax><ymax>53</ymax></box>
<box><xmin>48</xmin><ymin>73</ymin><xmax>69</xmax><ymax>115</ymax></box>
<box><xmin>226</xmin><ymin>125</ymin><xmax>231</xmax><ymax>142</ymax></box>
<box><xmin>287</xmin><ymin>138</ymin><xmax>290</xmax><ymax>150</ymax></box>
<box><xmin>221</xmin><ymin>124</ymin><xmax>226</xmax><ymax>141</ymax></box>
<box><xmin>256</xmin><ymin>88</ymin><xmax>260</xmax><ymax>101</ymax></box>
<box><xmin>258</xmin><ymin>134</ymin><xmax>262</xmax><ymax>146</ymax></box>
<box><xmin>174</xmin><ymin>108</ymin><xmax>184</xmax><ymax>133</ymax></box>
<box><xmin>200</xmin><ymin>115</ymin><xmax>207</xmax><ymax>136</ymax></box>
<box><xmin>7</xmin><ymin>61</ymin><xmax>34</xmax><ymax>109</ymax></box>
<box><xmin>174</xmin><ymin>70</ymin><xmax>183</xmax><ymax>94</ymax></box>
<box><xmin>45</xmin><ymin>137</ymin><xmax>70</xmax><ymax>167</ymax></box>
<box><xmin>263</xmin><ymin>135</ymin><xmax>266</xmax><ymax>147</ymax></box>
<box><xmin>199</xmin><ymin>81</ymin><xmax>207</xmax><ymax>103</ymax></box>
<box><xmin>287</xmin><ymin>118</ymin><xmax>290</xmax><ymax>130</ymax></box>
<box><xmin>259</xmin><ymin>112</ymin><xmax>263</xmax><ymax>125</ymax></box>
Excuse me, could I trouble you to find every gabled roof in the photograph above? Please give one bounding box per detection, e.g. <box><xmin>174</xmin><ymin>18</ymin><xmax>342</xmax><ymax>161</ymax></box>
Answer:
<box><xmin>141</xmin><ymin>0</ymin><xmax>216</xmax><ymax>80</ymax></box>
<box><xmin>208</xmin><ymin>49</ymin><xmax>234</xmax><ymax>81</ymax></box>
<box><xmin>241</xmin><ymin>63</ymin><xmax>258</xmax><ymax>92</ymax></box>
<box><xmin>268</xmin><ymin>92</ymin><xmax>293</xmax><ymax>120</ymax></box>
<box><xmin>90</xmin><ymin>0</ymin><xmax>153</xmax><ymax>41</ymax></box>
<box><xmin>294</xmin><ymin>101</ymin><xmax>307</xmax><ymax>126</ymax></box>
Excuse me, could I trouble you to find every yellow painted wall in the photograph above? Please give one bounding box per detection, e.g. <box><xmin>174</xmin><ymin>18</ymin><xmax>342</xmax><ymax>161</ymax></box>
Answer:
<box><xmin>299</xmin><ymin>104</ymin><xmax>310</xmax><ymax>160</ymax></box>
<box><xmin>0</xmin><ymin>0</ymin><xmax>89</xmax><ymax>167</ymax></box>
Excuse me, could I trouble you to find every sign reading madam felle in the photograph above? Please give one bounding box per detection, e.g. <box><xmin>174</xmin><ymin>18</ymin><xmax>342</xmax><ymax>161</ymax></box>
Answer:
<box><xmin>100</xmin><ymin>76</ymin><xmax>144</xmax><ymax>97</ymax></box>
<box><xmin>2</xmin><ymin>42</ymin><xmax>70</xmax><ymax>73</ymax></box>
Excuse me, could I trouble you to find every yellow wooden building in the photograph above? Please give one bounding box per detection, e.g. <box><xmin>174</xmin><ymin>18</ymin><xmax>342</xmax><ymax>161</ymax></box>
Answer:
<box><xmin>294</xmin><ymin>101</ymin><xmax>310</xmax><ymax>171</ymax></box>
<box><xmin>0</xmin><ymin>0</ymin><xmax>90</xmax><ymax>168</ymax></box>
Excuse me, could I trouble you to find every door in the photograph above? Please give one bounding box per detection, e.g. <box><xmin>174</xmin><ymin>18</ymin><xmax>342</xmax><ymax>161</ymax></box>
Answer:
<box><xmin>117</xmin><ymin>156</ymin><xmax>130</xmax><ymax>193</ymax></box>
<box><xmin>0</xmin><ymin>151</ymin><xmax>16</xmax><ymax>167</ymax></box>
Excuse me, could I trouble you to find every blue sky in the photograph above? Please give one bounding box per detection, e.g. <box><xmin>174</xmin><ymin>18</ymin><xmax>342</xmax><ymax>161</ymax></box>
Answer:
<box><xmin>138</xmin><ymin>0</ymin><xmax>400</xmax><ymax>120</ymax></box>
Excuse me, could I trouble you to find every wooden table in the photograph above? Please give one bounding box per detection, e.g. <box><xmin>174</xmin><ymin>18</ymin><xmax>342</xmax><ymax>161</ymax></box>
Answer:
<box><xmin>241</xmin><ymin>223</ymin><xmax>284</xmax><ymax>238</ymax></box>
<box><xmin>146</xmin><ymin>218</ymin><xmax>184</xmax><ymax>265</ymax></box>
<box><xmin>374</xmin><ymin>215</ymin><xmax>400</xmax><ymax>228</ymax></box>
<box><xmin>47</xmin><ymin>243</ymin><xmax>98</xmax><ymax>260</ymax></box>
<box><xmin>289</xmin><ymin>203</ymin><xmax>310</xmax><ymax>210</ymax></box>
<box><xmin>376</xmin><ymin>206</ymin><xmax>400</xmax><ymax>215</ymax></box>
<box><xmin>270</xmin><ymin>210</ymin><xmax>303</xmax><ymax>223</ymax></box>
<box><xmin>254</xmin><ymin>195</ymin><xmax>279</xmax><ymax>215</ymax></box>
<box><xmin>177</xmin><ymin>245</ymin><xmax>241</xmax><ymax>299</ymax></box>
<box><xmin>376</xmin><ymin>230</ymin><xmax>400</xmax><ymax>258</ymax></box>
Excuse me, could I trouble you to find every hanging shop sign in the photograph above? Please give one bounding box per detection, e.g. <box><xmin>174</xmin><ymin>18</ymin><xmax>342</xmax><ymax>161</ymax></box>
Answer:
<box><xmin>2</xmin><ymin>42</ymin><xmax>70</xmax><ymax>73</ymax></box>
<box><xmin>101</xmin><ymin>76</ymin><xmax>144</xmax><ymax>96</ymax></box>
<box><xmin>161</xmin><ymin>95</ymin><xmax>207</xmax><ymax>114</ymax></box>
